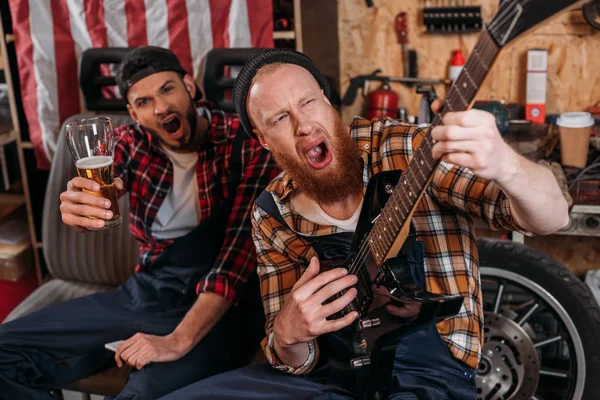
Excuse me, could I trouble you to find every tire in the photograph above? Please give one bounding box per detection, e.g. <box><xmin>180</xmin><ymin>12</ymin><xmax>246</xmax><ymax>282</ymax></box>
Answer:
<box><xmin>476</xmin><ymin>238</ymin><xmax>600</xmax><ymax>400</ymax></box>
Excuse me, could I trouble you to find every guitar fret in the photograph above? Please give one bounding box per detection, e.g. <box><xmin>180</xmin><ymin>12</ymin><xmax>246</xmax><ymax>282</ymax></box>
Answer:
<box><xmin>399</xmin><ymin>192</ymin><xmax>412</xmax><ymax>215</ymax></box>
<box><xmin>381</xmin><ymin>221</ymin><xmax>394</xmax><ymax>243</ymax></box>
<box><xmin>389</xmin><ymin>197</ymin><xmax>403</xmax><ymax>228</ymax></box>
<box><xmin>472</xmin><ymin>48</ymin><xmax>489</xmax><ymax>71</ymax></box>
<box><xmin>386</xmin><ymin>205</ymin><xmax>399</xmax><ymax>233</ymax></box>
<box><xmin>463</xmin><ymin>69</ymin><xmax>477</xmax><ymax>88</ymax></box>
<box><xmin>372</xmin><ymin>232</ymin><xmax>383</xmax><ymax>260</ymax></box>
<box><xmin>444</xmin><ymin>99</ymin><xmax>454</xmax><ymax>111</ymax></box>
<box><xmin>368</xmin><ymin>28</ymin><xmax>501</xmax><ymax>268</ymax></box>
<box><xmin>407</xmin><ymin>170</ymin><xmax>421</xmax><ymax>195</ymax></box>
<box><xmin>456</xmin><ymin>88</ymin><xmax>469</xmax><ymax>108</ymax></box>
<box><xmin>415</xmin><ymin>157</ymin><xmax>428</xmax><ymax>181</ymax></box>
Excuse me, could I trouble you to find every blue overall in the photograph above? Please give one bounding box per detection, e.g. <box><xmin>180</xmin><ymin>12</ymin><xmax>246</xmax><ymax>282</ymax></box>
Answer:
<box><xmin>156</xmin><ymin>190</ymin><xmax>477</xmax><ymax>400</ymax></box>
<box><xmin>0</xmin><ymin>205</ymin><xmax>265</xmax><ymax>400</ymax></box>
<box><xmin>0</xmin><ymin>132</ymin><xmax>265</xmax><ymax>400</ymax></box>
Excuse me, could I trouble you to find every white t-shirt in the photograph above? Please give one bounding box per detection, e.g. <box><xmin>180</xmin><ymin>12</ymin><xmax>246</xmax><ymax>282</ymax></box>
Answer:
<box><xmin>290</xmin><ymin>192</ymin><xmax>362</xmax><ymax>232</ymax></box>
<box><xmin>151</xmin><ymin>148</ymin><xmax>200</xmax><ymax>239</ymax></box>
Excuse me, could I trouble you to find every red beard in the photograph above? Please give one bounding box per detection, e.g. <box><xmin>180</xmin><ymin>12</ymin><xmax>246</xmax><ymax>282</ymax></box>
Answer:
<box><xmin>270</xmin><ymin>111</ymin><xmax>363</xmax><ymax>205</ymax></box>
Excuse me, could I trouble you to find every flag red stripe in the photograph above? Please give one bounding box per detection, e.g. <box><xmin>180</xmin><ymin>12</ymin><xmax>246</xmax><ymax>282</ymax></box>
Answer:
<box><xmin>7</xmin><ymin>0</ymin><xmax>48</xmax><ymax>169</ymax></box>
<box><xmin>9</xmin><ymin>0</ymin><xmax>274</xmax><ymax>169</ymax></box>
<box><xmin>166</xmin><ymin>0</ymin><xmax>193</xmax><ymax>75</ymax></box>
<box><xmin>51</xmin><ymin>0</ymin><xmax>80</xmax><ymax>138</ymax></box>
<box><xmin>125</xmin><ymin>0</ymin><xmax>148</xmax><ymax>47</ymax></box>
<box><xmin>84</xmin><ymin>0</ymin><xmax>115</xmax><ymax>97</ymax></box>
<box><xmin>85</xmin><ymin>0</ymin><xmax>108</xmax><ymax>48</ymax></box>
<box><xmin>209</xmin><ymin>0</ymin><xmax>231</xmax><ymax>49</ymax></box>
<box><xmin>247</xmin><ymin>0</ymin><xmax>274</xmax><ymax>48</ymax></box>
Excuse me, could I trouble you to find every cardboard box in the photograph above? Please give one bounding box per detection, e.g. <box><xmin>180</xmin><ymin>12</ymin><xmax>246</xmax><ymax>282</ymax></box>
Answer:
<box><xmin>525</xmin><ymin>49</ymin><xmax>548</xmax><ymax>124</ymax></box>
<box><xmin>0</xmin><ymin>241</ymin><xmax>33</xmax><ymax>282</ymax></box>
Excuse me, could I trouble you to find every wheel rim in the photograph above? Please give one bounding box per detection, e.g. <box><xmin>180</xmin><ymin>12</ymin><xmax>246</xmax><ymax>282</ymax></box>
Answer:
<box><xmin>478</xmin><ymin>267</ymin><xmax>586</xmax><ymax>400</ymax></box>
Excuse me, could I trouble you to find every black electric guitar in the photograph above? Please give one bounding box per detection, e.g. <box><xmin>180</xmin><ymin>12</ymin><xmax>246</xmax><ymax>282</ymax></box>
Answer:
<box><xmin>327</xmin><ymin>0</ymin><xmax>581</xmax><ymax>372</ymax></box>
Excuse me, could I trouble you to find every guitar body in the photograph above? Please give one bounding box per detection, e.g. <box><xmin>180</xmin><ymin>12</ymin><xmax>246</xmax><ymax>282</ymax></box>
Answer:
<box><xmin>318</xmin><ymin>170</ymin><xmax>464</xmax><ymax>369</ymax></box>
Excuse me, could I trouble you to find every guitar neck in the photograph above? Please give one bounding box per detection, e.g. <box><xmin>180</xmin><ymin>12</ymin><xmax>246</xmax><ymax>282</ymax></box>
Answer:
<box><xmin>369</xmin><ymin>29</ymin><xmax>500</xmax><ymax>266</ymax></box>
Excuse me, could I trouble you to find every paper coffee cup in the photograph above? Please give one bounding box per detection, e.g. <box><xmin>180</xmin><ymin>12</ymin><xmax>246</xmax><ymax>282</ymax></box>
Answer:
<box><xmin>557</xmin><ymin>112</ymin><xmax>594</xmax><ymax>168</ymax></box>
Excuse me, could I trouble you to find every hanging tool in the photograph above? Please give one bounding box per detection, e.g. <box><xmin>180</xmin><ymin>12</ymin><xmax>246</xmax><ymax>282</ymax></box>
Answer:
<box><xmin>422</xmin><ymin>4</ymin><xmax>482</xmax><ymax>33</ymax></box>
<box><xmin>395</xmin><ymin>12</ymin><xmax>410</xmax><ymax>78</ymax></box>
<box><xmin>395</xmin><ymin>12</ymin><xmax>418</xmax><ymax>81</ymax></box>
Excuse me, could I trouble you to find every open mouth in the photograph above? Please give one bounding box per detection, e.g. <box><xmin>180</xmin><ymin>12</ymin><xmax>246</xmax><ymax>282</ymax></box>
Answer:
<box><xmin>303</xmin><ymin>139</ymin><xmax>333</xmax><ymax>170</ymax></box>
<box><xmin>160</xmin><ymin>114</ymin><xmax>183</xmax><ymax>140</ymax></box>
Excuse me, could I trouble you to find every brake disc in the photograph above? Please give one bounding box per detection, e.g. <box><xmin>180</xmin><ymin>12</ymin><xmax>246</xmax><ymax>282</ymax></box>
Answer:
<box><xmin>477</xmin><ymin>312</ymin><xmax>540</xmax><ymax>399</ymax></box>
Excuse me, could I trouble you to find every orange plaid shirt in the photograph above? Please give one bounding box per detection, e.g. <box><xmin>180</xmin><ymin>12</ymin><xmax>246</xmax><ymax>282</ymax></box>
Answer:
<box><xmin>251</xmin><ymin>117</ymin><xmax>527</xmax><ymax>374</ymax></box>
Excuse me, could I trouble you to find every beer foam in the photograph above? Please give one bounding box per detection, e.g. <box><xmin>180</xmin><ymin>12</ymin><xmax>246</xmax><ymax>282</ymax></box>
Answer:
<box><xmin>76</xmin><ymin>155</ymin><xmax>113</xmax><ymax>169</ymax></box>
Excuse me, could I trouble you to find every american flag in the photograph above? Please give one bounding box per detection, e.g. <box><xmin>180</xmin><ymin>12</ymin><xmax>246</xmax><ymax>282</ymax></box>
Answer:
<box><xmin>8</xmin><ymin>0</ymin><xmax>274</xmax><ymax>169</ymax></box>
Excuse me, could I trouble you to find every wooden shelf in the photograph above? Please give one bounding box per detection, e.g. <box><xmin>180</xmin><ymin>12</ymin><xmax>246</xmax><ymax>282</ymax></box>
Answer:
<box><xmin>20</xmin><ymin>141</ymin><xmax>33</xmax><ymax>149</ymax></box>
<box><xmin>0</xmin><ymin>131</ymin><xmax>15</xmax><ymax>146</ymax></box>
<box><xmin>5</xmin><ymin>34</ymin><xmax>14</xmax><ymax>43</ymax></box>
<box><xmin>0</xmin><ymin>192</ymin><xmax>25</xmax><ymax>222</ymax></box>
<box><xmin>0</xmin><ymin>192</ymin><xmax>25</xmax><ymax>204</ymax></box>
<box><xmin>273</xmin><ymin>31</ymin><xmax>296</xmax><ymax>40</ymax></box>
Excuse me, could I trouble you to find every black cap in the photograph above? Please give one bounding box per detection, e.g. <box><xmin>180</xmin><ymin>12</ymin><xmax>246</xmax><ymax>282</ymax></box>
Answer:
<box><xmin>116</xmin><ymin>46</ymin><xmax>203</xmax><ymax>101</ymax></box>
<box><xmin>233</xmin><ymin>49</ymin><xmax>330</xmax><ymax>139</ymax></box>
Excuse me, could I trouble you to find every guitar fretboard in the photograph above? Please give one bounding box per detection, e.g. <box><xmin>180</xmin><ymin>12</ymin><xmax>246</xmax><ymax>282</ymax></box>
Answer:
<box><xmin>369</xmin><ymin>29</ymin><xmax>500</xmax><ymax>266</ymax></box>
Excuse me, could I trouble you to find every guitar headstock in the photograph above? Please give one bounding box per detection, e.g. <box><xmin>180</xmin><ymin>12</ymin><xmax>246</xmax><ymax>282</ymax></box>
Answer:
<box><xmin>487</xmin><ymin>0</ymin><xmax>580</xmax><ymax>47</ymax></box>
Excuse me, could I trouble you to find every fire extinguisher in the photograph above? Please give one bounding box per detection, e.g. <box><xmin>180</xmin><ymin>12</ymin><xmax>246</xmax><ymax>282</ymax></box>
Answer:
<box><xmin>367</xmin><ymin>79</ymin><xmax>399</xmax><ymax>120</ymax></box>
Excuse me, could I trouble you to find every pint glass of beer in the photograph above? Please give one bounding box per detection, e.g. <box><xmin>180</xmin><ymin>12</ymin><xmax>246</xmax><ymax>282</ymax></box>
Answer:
<box><xmin>65</xmin><ymin>117</ymin><xmax>122</xmax><ymax>230</ymax></box>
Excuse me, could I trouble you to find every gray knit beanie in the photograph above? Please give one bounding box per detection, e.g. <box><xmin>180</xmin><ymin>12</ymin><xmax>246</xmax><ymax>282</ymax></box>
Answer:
<box><xmin>233</xmin><ymin>49</ymin><xmax>330</xmax><ymax>139</ymax></box>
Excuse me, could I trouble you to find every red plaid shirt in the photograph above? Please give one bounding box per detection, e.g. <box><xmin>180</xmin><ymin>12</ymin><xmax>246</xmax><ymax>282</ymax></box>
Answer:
<box><xmin>113</xmin><ymin>104</ymin><xmax>279</xmax><ymax>302</ymax></box>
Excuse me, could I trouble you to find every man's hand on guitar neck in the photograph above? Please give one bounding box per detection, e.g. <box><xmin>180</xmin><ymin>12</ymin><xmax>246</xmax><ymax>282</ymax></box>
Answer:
<box><xmin>427</xmin><ymin>100</ymin><xmax>569</xmax><ymax>235</ymax></box>
<box><xmin>429</xmin><ymin>100</ymin><xmax>518</xmax><ymax>182</ymax></box>
<box><xmin>272</xmin><ymin>257</ymin><xmax>359</xmax><ymax>368</ymax></box>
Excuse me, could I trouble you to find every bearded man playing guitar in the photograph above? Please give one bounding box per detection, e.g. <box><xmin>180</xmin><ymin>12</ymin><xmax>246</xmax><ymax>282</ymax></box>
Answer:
<box><xmin>159</xmin><ymin>49</ymin><xmax>568</xmax><ymax>399</ymax></box>
<box><xmin>158</xmin><ymin>2</ymin><xmax>577</xmax><ymax>397</ymax></box>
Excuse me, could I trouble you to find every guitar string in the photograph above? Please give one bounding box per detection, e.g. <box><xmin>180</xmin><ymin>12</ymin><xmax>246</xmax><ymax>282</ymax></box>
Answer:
<box><xmin>340</xmin><ymin>1</ymin><xmax>532</xmax><ymax>308</ymax></box>
<box><xmin>346</xmin><ymin>32</ymin><xmax>497</xmax><ymax>279</ymax></box>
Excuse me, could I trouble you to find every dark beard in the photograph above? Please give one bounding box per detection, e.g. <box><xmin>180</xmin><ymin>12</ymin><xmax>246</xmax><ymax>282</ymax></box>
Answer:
<box><xmin>270</xmin><ymin>111</ymin><xmax>363</xmax><ymax>205</ymax></box>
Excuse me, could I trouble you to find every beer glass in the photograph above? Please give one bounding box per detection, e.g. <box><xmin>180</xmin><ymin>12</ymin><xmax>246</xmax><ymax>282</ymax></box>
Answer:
<box><xmin>65</xmin><ymin>117</ymin><xmax>122</xmax><ymax>230</ymax></box>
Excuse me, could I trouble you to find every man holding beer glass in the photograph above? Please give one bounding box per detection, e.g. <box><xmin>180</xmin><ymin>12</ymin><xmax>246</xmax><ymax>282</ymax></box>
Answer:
<box><xmin>0</xmin><ymin>47</ymin><xmax>279</xmax><ymax>399</ymax></box>
<box><xmin>65</xmin><ymin>116</ymin><xmax>123</xmax><ymax>230</ymax></box>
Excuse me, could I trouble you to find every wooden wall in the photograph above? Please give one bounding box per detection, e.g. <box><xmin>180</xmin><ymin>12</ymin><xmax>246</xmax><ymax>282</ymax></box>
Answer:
<box><xmin>338</xmin><ymin>0</ymin><xmax>599</xmax><ymax>122</ymax></box>
<box><xmin>336</xmin><ymin>1</ymin><xmax>600</xmax><ymax>274</ymax></box>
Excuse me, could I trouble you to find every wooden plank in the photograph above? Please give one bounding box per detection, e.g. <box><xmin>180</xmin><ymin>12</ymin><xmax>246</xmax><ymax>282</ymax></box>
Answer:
<box><xmin>0</xmin><ymin>195</ymin><xmax>25</xmax><ymax>223</ymax></box>
<box><xmin>0</xmin><ymin>192</ymin><xmax>25</xmax><ymax>204</ymax></box>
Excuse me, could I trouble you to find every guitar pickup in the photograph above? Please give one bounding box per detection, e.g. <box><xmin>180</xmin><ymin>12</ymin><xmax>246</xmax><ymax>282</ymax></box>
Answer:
<box><xmin>359</xmin><ymin>317</ymin><xmax>381</xmax><ymax>330</ymax></box>
<box><xmin>350</xmin><ymin>356</ymin><xmax>371</xmax><ymax>368</ymax></box>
